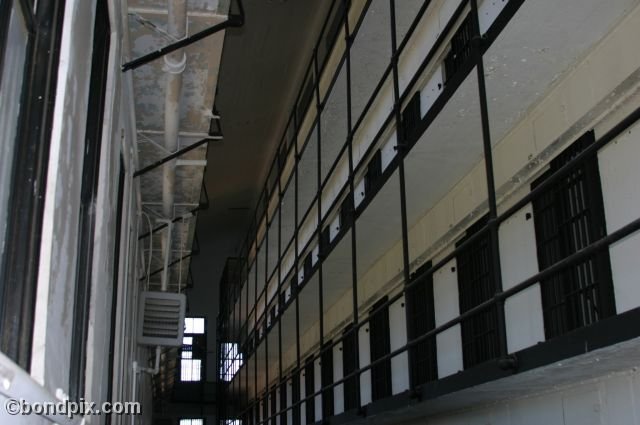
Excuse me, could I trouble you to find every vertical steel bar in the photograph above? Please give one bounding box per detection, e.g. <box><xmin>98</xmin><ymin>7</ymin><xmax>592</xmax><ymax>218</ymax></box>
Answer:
<box><xmin>388</xmin><ymin>0</ymin><xmax>416</xmax><ymax>395</ymax></box>
<box><xmin>313</xmin><ymin>47</ymin><xmax>326</xmax><ymax>422</ymax></box>
<box><xmin>277</xmin><ymin>155</ymin><xmax>284</xmax><ymax>423</ymax></box>
<box><xmin>342</xmin><ymin>0</ymin><xmax>362</xmax><ymax>411</ymax></box>
<box><xmin>470</xmin><ymin>0</ymin><xmax>508</xmax><ymax>358</ymax></box>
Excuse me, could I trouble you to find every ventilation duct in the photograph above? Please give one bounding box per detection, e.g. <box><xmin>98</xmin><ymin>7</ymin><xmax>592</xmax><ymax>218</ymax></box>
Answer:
<box><xmin>137</xmin><ymin>291</ymin><xmax>186</xmax><ymax>346</ymax></box>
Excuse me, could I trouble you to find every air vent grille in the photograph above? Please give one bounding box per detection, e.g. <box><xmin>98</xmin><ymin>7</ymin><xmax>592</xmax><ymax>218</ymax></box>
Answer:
<box><xmin>138</xmin><ymin>291</ymin><xmax>186</xmax><ymax>347</ymax></box>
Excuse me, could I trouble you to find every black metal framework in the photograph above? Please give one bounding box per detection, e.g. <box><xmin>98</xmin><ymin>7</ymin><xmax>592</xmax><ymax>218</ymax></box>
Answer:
<box><xmin>456</xmin><ymin>217</ymin><xmax>500</xmax><ymax>369</ymax></box>
<box><xmin>216</xmin><ymin>0</ymin><xmax>640</xmax><ymax>423</ymax></box>
<box><xmin>406</xmin><ymin>262</ymin><xmax>437</xmax><ymax>388</ymax></box>
<box><xmin>532</xmin><ymin>131</ymin><xmax>616</xmax><ymax>339</ymax></box>
<box><xmin>0</xmin><ymin>0</ymin><xmax>65</xmax><ymax>369</ymax></box>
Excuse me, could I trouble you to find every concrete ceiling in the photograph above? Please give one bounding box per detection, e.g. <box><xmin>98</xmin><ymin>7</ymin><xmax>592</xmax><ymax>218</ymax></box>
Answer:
<box><xmin>190</xmin><ymin>0</ymin><xmax>332</xmax><ymax>307</ymax></box>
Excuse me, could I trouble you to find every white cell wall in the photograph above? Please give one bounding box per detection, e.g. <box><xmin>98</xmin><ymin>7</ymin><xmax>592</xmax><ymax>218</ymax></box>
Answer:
<box><xmin>359</xmin><ymin>324</ymin><xmax>372</xmax><ymax>406</ymax></box>
<box><xmin>433</xmin><ymin>259</ymin><xmax>463</xmax><ymax>378</ymax></box>
<box><xmin>599</xmin><ymin>121</ymin><xmax>640</xmax><ymax>314</ymax></box>
<box><xmin>399</xmin><ymin>366</ymin><xmax>640</xmax><ymax>425</ymax></box>
<box><xmin>498</xmin><ymin>203</ymin><xmax>545</xmax><ymax>353</ymax></box>
<box><xmin>390</xmin><ymin>296</ymin><xmax>410</xmax><ymax>395</ymax></box>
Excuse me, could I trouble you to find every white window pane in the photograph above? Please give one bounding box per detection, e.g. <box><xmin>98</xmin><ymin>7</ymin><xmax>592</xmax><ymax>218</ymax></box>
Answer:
<box><xmin>179</xmin><ymin>420</ymin><xmax>203</xmax><ymax>425</ymax></box>
<box><xmin>181</xmin><ymin>359</ymin><xmax>202</xmax><ymax>382</ymax></box>
<box><xmin>184</xmin><ymin>317</ymin><xmax>205</xmax><ymax>334</ymax></box>
<box><xmin>183</xmin><ymin>336</ymin><xmax>193</xmax><ymax>345</ymax></box>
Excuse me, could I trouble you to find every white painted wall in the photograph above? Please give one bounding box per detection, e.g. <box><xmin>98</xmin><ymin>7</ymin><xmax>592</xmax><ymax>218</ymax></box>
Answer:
<box><xmin>359</xmin><ymin>324</ymin><xmax>372</xmax><ymax>406</ymax></box>
<box><xmin>433</xmin><ymin>259</ymin><xmax>463</xmax><ymax>378</ymax></box>
<box><xmin>498</xmin><ymin>203</ymin><xmax>545</xmax><ymax>353</ymax></box>
<box><xmin>390</xmin><ymin>295</ymin><xmax>410</xmax><ymax>395</ymax></box>
<box><xmin>599</xmin><ymin>120</ymin><xmax>640</xmax><ymax>314</ymax></box>
<box><xmin>396</xmin><ymin>367</ymin><xmax>640</xmax><ymax>425</ymax></box>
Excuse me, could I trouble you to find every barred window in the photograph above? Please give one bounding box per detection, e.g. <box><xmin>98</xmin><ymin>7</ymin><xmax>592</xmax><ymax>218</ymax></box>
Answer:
<box><xmin>406</xmin><ymin>262</ymin><xmax>437</xmax><ymax>387</ymax></box>
<box><xmin>321</xmin><ymin>342</ymin><xmax>334</xmax><ymax>418</ymax></box>
<box><xmin>456</xmin><ymin>217</ymin><xmax>500</xmax><ymax>369</ymax></box>
<box><xmin>532</xmin><ymin>131</ymin><xmax>615</xmax><ymax>339</ymax></box>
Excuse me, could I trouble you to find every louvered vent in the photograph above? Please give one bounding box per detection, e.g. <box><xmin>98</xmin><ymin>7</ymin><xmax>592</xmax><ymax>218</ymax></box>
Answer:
<box><xmin>137</xmin><ymin>291</ymin><xmax>186</xmax><ymax>346</ymax></box>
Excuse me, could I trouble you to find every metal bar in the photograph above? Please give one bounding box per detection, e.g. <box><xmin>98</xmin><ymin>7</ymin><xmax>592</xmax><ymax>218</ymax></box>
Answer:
<box><xmin>389</xmin><ymin>0</ymin><xmax>411</xmax><ymax>286</ymax></box>
<box><xmin>342</xmin><ymin>0</ymin><xmax>362</xmax><ymax>411</ymax></box>
<box><xmin>133</xmin><ymin>137</ymin><xmax>213</xmax><ymax>177</ymax></box>
<box><xmin>390</xmin><ymin>0</ymin><xmax>417</xmax><ymax>394</ymax></box>
<box><xmin>122</xmin><ymin>0</ymin><xmax>244</xmax><ymax>72</ymax></box>
<box><xmin>470</xmin><ymin>0</ymin><xmax>508</xmax><ymax>359</ymax></box>
<box><xmin>313</xmin><ymin>46</ymin><xmax>326</xmax><ymax>413</ymax></box>
<box><xmin>138</xmin><ymin>209</ymin><xmax>199</xmax><ymax>240</ymax></box>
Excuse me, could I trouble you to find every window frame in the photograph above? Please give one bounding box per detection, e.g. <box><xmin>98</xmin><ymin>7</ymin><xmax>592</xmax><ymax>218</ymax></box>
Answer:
<box><xmin>406</xmin><ymin>261</ymin><xmax>437</xmax><ymax>388</ymax></box>
<box><xmin>531</xmin><ymin>130</ymin><xmax>616</xmax><ymax>339</ymax></box>
<box><xmin>456</xmin><ymin>216</ymin><xmax>501</xmax><ymax>369</ymax></box>
<box><xmin>0</xmin><ymin>0</ymin><xmax>66</xmax><ymax>369</ymax></box>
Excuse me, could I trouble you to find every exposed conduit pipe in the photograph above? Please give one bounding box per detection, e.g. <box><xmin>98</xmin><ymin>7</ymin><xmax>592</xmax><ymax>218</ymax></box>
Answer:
<box><xmin>161</xmin><ymin>0</ymin><xmax>187</xmax><ymax>292</ymax></box>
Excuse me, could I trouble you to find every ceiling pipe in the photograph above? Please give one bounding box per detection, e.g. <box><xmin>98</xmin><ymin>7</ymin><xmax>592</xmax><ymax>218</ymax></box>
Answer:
<box><xmin>160</xmin><ymin>0</ymin><xmax>187</xmax><ymax>292</ymax></box>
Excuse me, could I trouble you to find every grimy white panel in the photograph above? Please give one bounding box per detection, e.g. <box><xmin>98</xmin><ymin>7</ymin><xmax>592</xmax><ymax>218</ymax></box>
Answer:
<box><xmin>599</xmin><ymin>121</ymin><xmax>640</xmax><ymax>313</ymax></box>
<box><xmin>333</xmin><ymin>342</ymin><xmax>345</xmax><ymax>415</ymax></box>
<box><xmin>419</xmin><ymin>65</ymin><xmax>444</xmax><ymax>118</ymax></box>
<box><xmin>498</xmin><ymin>203</ymin><xmax>545</xmax><ymax>353</ymax></box>
<box><xmin>286</xmin><ymin>378</ymin><xmax>293</xmax><ymax>425</ymax></box>
<box><xmin>315</xmin><ymin>357</ymin><xmax>322</xmax><ymax>422</ymax></box>
<box><xmin>433</xmin><ymin>259</ymin><xmax>463</xmax><ymax>378</ymax></box>
<box><xmin>354</xmin><ymin>178</ymin><xmax>366</xmax><ymax>208</ymax></box>
<box><xmin>381</xmin><ymin>132</ymin><xmax>398</xmax><ymax>172</ymax></box>
<box><xmin>478</xmin><ymin>0</ymin><xmax>508</xmax><ymax>34</ymax></box>
<box><xmin>329</xmin><ymin>214</ymin><xmax>341</xmax><ymax>242</ymax></box>
<box><xmin>358</xmin><ymin>325</ymin><xmax>372</xmax><ymax>405</ymax></box>
<box><xmin>389</xmin><ymin>295</ymin><xmax>410</xmax><ymax>394</ymax></box>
